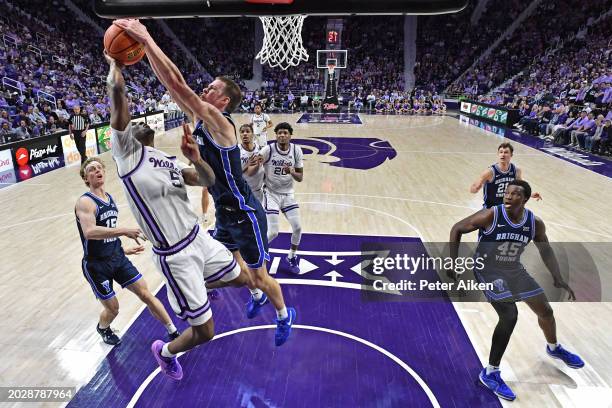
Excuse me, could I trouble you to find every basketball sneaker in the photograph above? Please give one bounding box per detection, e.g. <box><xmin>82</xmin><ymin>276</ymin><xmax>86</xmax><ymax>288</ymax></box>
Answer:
<box><xmin>478</xmin><ymin>368</ymin><xmax>516</xmax><ymax>401</ymax></box>
<box><xmin>97</xmin><ymin>324</ymin><xmax>121</xmax><ymax>346</ymax></box>
<box><xmin>168</xmin><ymin>330</ymin><xmax>181</xmax><ymax>341</ymax></box>
<box><xmin>151</xmin><ymin>340</ymin><xmax>183</xmax><ymax>380</ymax></box>
<box><xmin>275</xmin><ymin>307</ymin><xmax>296</xmax><ymax>346</ymax></box>
<box><xmin>286</xmin><ymin>255</ymin><xmax>300</xmax><ymax>274</ymax></box>
<box><xmin>246</xmin><ymin>293</ymin><xmax>269</xmax><ymax>319</ymax></box>
<box><xmin>546</xmin><ymin>344</ymin><xmax>585</xmax><ymax>368</ymax></box>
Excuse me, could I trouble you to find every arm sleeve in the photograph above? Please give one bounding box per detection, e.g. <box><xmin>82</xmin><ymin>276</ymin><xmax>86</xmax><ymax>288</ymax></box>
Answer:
<box><xmin>111</xmin><ymin>122</ymin><xmax>142</xmax><ymax>176</ymax></box>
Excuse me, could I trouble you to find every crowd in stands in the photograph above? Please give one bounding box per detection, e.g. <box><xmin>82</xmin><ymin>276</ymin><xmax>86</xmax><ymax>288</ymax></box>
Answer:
<box><xmin>473</xmin><ymin>13</ymin><xmax>611</xmax><ymax>156</ymax></box>
<box><xmin>448</xmin><ymin>0</ymin><xmax>611</xmax><ymax>96</ymax></box>
<box><xmin>415</xmin><ymin>0</ymin><xmax>526</xmax><ymax>93</ymax></box>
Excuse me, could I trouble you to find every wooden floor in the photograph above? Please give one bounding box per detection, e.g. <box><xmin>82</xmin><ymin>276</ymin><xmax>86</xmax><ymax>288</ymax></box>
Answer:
<box><xmin>1</xmin><ymin>114</ymin><xmax>611</xmax><ymax>407</ymax></box>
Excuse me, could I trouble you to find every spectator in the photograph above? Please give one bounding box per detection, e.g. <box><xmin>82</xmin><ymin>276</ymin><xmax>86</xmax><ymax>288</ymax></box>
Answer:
<box><xmin>14</xmin><ymin>120</ymin><xmax>31</xmax><ymax>140</ymax></box>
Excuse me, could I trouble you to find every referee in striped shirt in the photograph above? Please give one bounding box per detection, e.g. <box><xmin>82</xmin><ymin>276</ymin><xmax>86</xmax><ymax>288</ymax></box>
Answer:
<box><xmin>69</xmin><ymin>105</ymin><xmax>90</xmax><ymax>164</ymax></box>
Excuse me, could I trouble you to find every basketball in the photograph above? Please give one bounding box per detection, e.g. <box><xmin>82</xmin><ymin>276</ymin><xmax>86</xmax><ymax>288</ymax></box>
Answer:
<box><xmin>103</xmin><ymin>24</ymin><xmax>145</xmax><ymax>65</ymax></box>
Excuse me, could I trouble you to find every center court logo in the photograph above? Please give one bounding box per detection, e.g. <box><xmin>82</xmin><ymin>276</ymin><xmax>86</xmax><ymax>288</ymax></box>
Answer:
<box><xmin>292</xmin><ymin>137</ymin><xmax>397</xmax><ymax>170</ymax></box>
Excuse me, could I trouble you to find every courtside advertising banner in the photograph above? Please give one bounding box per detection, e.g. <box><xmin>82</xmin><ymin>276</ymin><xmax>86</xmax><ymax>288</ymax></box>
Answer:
<box><xmin>0</xmin><ymin>148</ymin><xmax>14</xmax><ymax>172</ymax></box>
<box><xmin>11</xmin><ymin>136</ymin><xmax>65</xmax><ymax>181</ymax></box>
<box><xmin>61</xmin><ymin>130</ymin><xmax>98</xmax><ymax>167</ymax></box>
<box><xmin>0</xmin><ymin>148</ymin><xmax>16</xmax><ymax>188</ymax></box>
<box><xmin>460</xmin><ymin>101</ymin><xmax>471</xmax><ymax>113</ymax></box>
<box><xmin>96</xmin><ymin>124</ymin><xmax>112</xmax><ymax>153</ymax></box>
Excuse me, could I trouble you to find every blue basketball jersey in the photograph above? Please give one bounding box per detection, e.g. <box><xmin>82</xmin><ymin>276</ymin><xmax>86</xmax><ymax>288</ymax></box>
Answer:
<box><xmin>477</xmin><ymin>205</ymin><xmax>536</xmax><ymax>270</ymax></box>
<box><xmin>483</xmin><ymin>163</ymin><xmax>516</xmax><ymax>208</ymax></box>
<box><xmin>76</xmin><ymin>192</ymin><xmax>121</xmax><ymax>258</ymax></box>
<box><xmin>193</xmin><ymin>113</ymin><xmax>257</xmax><ymax>211</ymax></box>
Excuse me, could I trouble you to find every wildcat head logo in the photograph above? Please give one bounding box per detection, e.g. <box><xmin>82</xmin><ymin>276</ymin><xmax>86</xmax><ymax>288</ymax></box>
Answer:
<box><xmin>292</xmin><ymin>137</ymin><xmax>396</xmax><ymax>170</ymax></box>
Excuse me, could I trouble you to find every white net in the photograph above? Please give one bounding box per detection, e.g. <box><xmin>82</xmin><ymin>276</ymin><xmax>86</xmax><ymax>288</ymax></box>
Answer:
<box><xmin>256</xmin><ymin>15</ymin><xmax>308</xmax><ymax>70</ymax></box>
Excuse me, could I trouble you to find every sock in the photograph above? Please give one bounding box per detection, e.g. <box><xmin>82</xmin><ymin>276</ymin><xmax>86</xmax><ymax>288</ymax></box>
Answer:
<box><xmin>547</xmin><ymin>342</ymin><xmax>559</xmax><ymax>351</ymax></box>
<box><xmin>165</xmin><ymin>323</ymin><xmax>177</xmax><ymax>334</ymax></box>
<box><xmin>98</xmin><ymin>322</ymin><xmax>110</xmax><ymax>330</ymax></box>
<box><xmin>276</xmin><ymin>306</ymin><xmax>288</xmax><ymax>320</ymax></box>
<box><xmin>161</xmin><ymin>343</ymin><xmax>176</xmax><ymax>358</ymax></box>
<box><xmin>486</xmin><ymin>365</ymin><xmax>499</xmax><ymax>375</ymax></box>
<box><xmin>288</xmin><ymin>249</ymin><xmax>297</xmax><ymax>259</ymax></box>
<box><xmin>250</xmin><ymin>288</ymin><xmax>264</xmax><ymax>301</ymax></box>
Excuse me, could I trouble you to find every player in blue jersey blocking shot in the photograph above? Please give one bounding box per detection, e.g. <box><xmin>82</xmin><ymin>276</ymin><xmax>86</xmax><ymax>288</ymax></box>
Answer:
<box><xmin>115</xmin><ymin>18</ymin><xmax>296</xmax><ymax>347</ymax></box>
<box><xmin>450</xmin><ymin>180</ymin><xmax>583</xmax><ymax>402</ymax></box>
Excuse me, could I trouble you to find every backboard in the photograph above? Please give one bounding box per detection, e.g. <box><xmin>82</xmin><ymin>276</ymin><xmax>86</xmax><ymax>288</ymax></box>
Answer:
<box><xmin>94</xmin><ymin>0</ymin><xmax>469</xmax><ymax>18</ymax></box>
<box><xmin>317</xmin><ymin>50</ymin><xmax>347</xmax><ymax>69</ymax></box>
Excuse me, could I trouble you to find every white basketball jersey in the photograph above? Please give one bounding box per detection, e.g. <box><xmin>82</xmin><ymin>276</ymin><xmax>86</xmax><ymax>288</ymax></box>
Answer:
<box><xmin>111</xmin><ymin>123</ymin><xmax>198</xmax><ymax>248</ymax></box>
<box><xmin>239</xmin><ymin>143</ymin><xmax>264</xmax><ymax>192</ymax></box>
<box><xmin>260</xmin><ymin>142</ymin><xmax>303</xmax><ymax>194</ymax></box>
<box><xmin>251</xmin><ymin>113</ymin><xmax>270</xmax><ymax>135</ymax></box>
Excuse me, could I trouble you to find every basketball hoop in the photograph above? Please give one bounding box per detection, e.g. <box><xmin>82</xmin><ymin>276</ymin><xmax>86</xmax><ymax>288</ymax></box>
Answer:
<box><xmin>327</xmin><ymin>64</ymin><xmax>336</xmax><ymax>76</ymax></box>
<box><xmin>256</xmin><ymin>15</ymin><xmax>308</xmax><ymax>70</ymax></box>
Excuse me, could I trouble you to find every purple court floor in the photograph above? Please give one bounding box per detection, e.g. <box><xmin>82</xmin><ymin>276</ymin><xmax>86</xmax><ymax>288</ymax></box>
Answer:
<box><xmin>68</xmin><ymin>232</ymin><xmax>501</xmax><ymax>408</ymax></box>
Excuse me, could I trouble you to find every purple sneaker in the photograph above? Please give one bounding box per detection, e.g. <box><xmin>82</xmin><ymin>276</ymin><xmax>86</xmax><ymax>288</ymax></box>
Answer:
<box><xmin>286</xmin><ymin>255</ymin><xmax>300</xmax><ymax>274</ymax></box>
<box><xmin>151</xmin><ymin>340</ymin><xmax>183</xmax><ymax>380</ymax></box>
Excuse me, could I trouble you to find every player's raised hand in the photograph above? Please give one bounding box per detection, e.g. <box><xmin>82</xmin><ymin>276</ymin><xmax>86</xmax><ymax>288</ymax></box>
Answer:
<box><xmin>181</xmin><ymin>124</ymin><xmax>201</xmax><ymax>163</ymax></box>
<box><xmin>103</xmin><ymin>49</ymin><xmax>123</xmax><ymax>68</ymax></box>
<box><xmin>554</xmin><ymin>279</ymin><xmax>576</xmax><ymax>301</ymax></box>
<box><xmin>124</xmin><ymin>245</ymin><xmax>145</xmax><ymax>255</ymax></box>
<box><xmin>113</xmin><ymin>19</ymin><xmax>150</xmax><ymax>44</ymax></box>
<box><xmin>247</xmin><ymin>154</ymin><xmax>259</xmax><ymax>167</ymax></box>
<box><xmin>122</xmin><ymin>227</ymin><xmax>146</xmax><ymax>244</ymax></box>
<box><xmin>532</xmin><ymin>192</ymin><xmax>543</xmax><ymax>201</ymax></box>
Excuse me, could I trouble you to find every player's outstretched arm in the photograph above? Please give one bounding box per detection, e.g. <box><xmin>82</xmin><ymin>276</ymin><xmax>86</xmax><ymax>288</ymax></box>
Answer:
<box><xmin>533</xmin><ymin>217</ymin><xmax>576</xmax><ymax>300</ymax></box>
<box><xmin>76</xmin><ymin>197</ymin><xmax>144</xmax><ymax>242</ymax></box>
<box><xmin>516</xmin><ymin>167</ymin><xmax>543</xmax><ymax>201</ymax></box>
<box><xmin>180</xmin><ymin>124</ymin><xmax>216</xmax><ymax>187</ymax></box>
<box><xmin>113</xmin><ymin>19</ymin><xmax>234</xmax><ymax>145</ymax></box>
<box><xmin>104</xmin><ymin>51</ymin><xmax>129</xmax><ymax>131</ymax></box>
<box><xmin>448</xmin><ymin>208</ymin><xmax>493</xmax><ymax>280</ymax></box>
<box><xmin>469</xmin><ymin>168</ymin><xmax>493</xmax><ymax>194</ymax></box>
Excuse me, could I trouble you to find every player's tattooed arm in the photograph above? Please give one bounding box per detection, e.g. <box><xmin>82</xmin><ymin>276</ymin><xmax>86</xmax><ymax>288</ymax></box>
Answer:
<box><xmin>469</xmin><ymin>168</ymin><xmax>494</xmax><ymax>193</ymax></box>
<box><xmin>114</xmin><ymin>19</ymin><xmax>234</xmax><ymax>146</ymax></box>
<box><xmin>533</xmin><ymin>216</ymin><xmax>576</xmax><ymax>300</ymax></box>
<box><xmin>104</xmin><ymin>51</ymin><xmax>130</xmax><ymax>131</ymax></box>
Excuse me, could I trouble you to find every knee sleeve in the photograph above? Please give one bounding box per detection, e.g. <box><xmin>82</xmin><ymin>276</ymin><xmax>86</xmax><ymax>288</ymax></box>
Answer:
<box><xmin>285</xmin><ymin>209</ymin><xmax>302</xmax><ymax>246</ymax></box>
<box><xmin>266</xmin><ymin>213</ymin><xmax>279</xmax><ymax>243</ymax></box>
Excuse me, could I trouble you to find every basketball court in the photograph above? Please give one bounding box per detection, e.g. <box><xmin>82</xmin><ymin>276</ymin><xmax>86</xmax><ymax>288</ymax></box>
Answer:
<box><xmin>2</xmin><ymin>112</ymin><xmax>612</xmax><ymax>407</ymax></box>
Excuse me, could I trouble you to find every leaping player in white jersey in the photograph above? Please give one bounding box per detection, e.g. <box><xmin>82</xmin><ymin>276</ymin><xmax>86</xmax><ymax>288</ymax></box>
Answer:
<box><xmin>250</xmin><ymin>103</ymin><xmax>273</xmax><ymax>148</ymax></box>
<box><xmin>259</xmin><ymin>122</ymin><xmax>304</xmax><ymax>274</ymax></box>
<box><xmin>105</xmin><ymin>52</ymin><xmax>250</xmax><ymax>381</ymax></box>
<box><xmin>239</xmin><ymin>123</ymin><xmax>265</xmax><ymax>203</ymax></box>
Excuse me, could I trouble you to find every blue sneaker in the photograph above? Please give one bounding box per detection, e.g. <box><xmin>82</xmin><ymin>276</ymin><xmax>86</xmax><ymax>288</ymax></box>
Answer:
<box><xmin>275</xmin><ymin>307</ymin><xmax>296</xmax><ymax>346</ymax></box>
<box><xmin>478</xmin><ymin>368</ymin><xmax>516</xmax><ymax>401</ymax></box>
<box><xmin>547</xmin><ymin>344</ymin><xmax>585</xmax><ymax>368</ymax></box>
<box><xmin>286</xmin><ymin>255</ymin><xmax>300</xmax><ymax>274</ymax></box>
<box><xmin>246</xmin><ymin>293</ymin><xmax>269</xmax><ymax>319</ymax></box>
